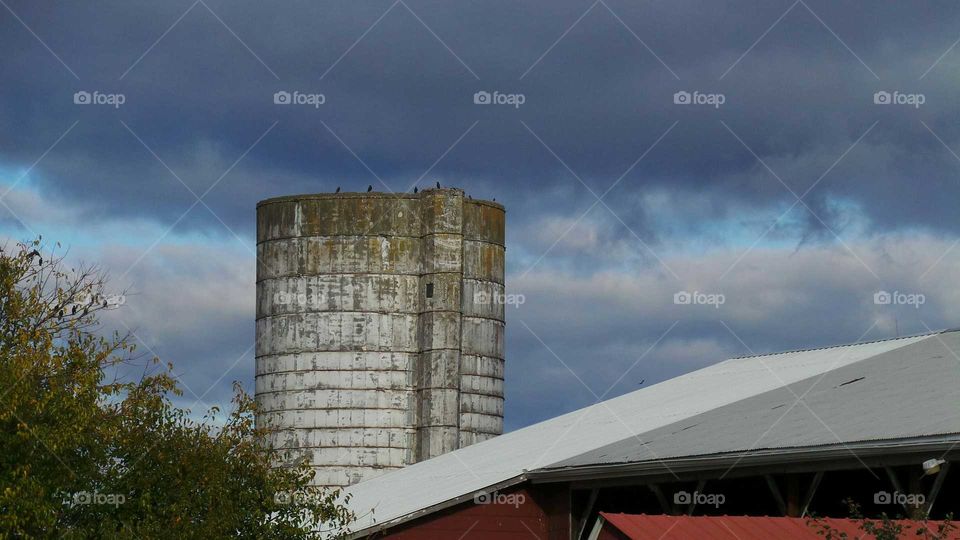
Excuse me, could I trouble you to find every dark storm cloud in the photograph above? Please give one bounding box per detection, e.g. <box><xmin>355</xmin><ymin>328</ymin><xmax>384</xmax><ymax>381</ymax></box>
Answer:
<box><xmin>5</xmin><ymin>0</ymin><xmax>960</xmax><ymax>240</ymax></box>
<box><xmin>6</xmin><ymin>1</ymin><xmax>960</xmax><ymax>431</ymax></box>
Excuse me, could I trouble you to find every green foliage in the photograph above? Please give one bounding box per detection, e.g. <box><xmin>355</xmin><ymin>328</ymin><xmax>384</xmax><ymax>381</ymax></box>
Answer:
<box><xmin>806</xmin><ymin>498</ymin><xmax>956</xmax><ymax>540</ymax></box>
<box><xmin>0</xmin><ymin>239</ymin><xmax>354</xmax><ymax>538</ymax></box>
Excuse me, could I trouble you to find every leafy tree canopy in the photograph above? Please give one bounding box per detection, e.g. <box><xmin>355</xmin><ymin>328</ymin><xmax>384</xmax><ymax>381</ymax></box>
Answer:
<box><xmin>0</xmin><ymin>239</ymin><xmax>354</xmax><ymax>538</ymax></box>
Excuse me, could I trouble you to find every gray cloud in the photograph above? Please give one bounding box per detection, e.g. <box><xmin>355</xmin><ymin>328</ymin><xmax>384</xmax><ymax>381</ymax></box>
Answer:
<box><xmin>5</xmin><ymin>0</ymin><xmax>960</xmax><ymax>430</ymax></box>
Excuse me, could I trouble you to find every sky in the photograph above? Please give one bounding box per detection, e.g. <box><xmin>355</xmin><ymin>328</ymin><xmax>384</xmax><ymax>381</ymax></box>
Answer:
<box><xmin>3</xmin><ymin>0</ymin><xmax>960</xmax><ymax>430</ymax></box>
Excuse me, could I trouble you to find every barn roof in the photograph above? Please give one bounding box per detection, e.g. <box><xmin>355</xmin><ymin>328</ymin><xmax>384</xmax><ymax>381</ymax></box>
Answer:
<box><xmin>592</xmin><ymin>513</ymin><xmax>960</xmax><ymax>539</ymax></box>
<box><xmin>341</xmin><ymin>330</ymin><xmax>960</xmax><ymax>536</ymax></box>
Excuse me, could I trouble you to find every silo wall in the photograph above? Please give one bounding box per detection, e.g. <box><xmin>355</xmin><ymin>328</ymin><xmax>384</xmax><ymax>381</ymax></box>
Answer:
<box><xmin>255</xmin><ymin>188</ymin><xmax>504</xmax><ymax>487</ymax></box>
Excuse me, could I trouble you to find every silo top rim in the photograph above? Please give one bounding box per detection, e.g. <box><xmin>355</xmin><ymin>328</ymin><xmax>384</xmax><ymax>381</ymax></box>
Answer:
<box><xmin>257</xmin><ymin>188</ymin><xmax>504</xmax><ymax>211</ymax></box>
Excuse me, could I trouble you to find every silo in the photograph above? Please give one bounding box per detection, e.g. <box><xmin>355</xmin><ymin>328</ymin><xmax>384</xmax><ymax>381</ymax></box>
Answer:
<box><xmin>255</xmin><ymin>188</ymin><xmax>505</xmax><ymax>488</ymax></box>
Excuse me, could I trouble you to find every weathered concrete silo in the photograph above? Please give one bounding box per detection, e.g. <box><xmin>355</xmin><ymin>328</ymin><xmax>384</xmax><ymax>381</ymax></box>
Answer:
<box><xmin>255</xmin><ymin>188</ymin><xmax>505</xmax><ymax>487</ymax></box>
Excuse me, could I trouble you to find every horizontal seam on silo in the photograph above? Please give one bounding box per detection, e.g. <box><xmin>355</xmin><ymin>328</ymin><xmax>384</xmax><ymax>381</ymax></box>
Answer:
<box><xmin>298</xmin><ymin>463</ymin><xmax>406</xmax><ymax>470</ymax></box>
<box><xmin>255</xmin><ymin>369</ymin><xmax>415</xmax><ymax>376</ymax></box>
<box><xmin>255</xmin><ymin>310</ymin><xmax>423</xmax><ymax>320</ymax></box>
<box><xmin>267</xmin><ymin>444</ymin><xmax>415</xmax><ymax>450</ymax></box>
<box><xmin>460</xmin><ymin>315</ymin><xmax>507</xmax><ymax>324</ymax></box>
<box><xmin>256</xmin><ymin>406</ymin><xmax>419</xmax><ymax>412</ymax></box>
<box><xmin>256</xmin><ymin>235</ymin><xmax>504</xmax><ymax>248</ymax></box>
<box><xmin>257</xmin><ymin>273</ymin><xmax>504</xmax><ymax>284</ymax></box>
<box><xmin>254</xmin><ymin>388</ymin><xmax>415</xmax><ymax>397</ymax></box>
<box><xmin>256</xmin><ymin>272</ymin><xmax>424</xmax><ymax>283</ymax></box>
<box><xmin>458</xmin><ymin>393</ymin><xmax>505</xmax><ymax>400</ymax></box>
<box><xmin>254</xmin><ymin>351</ymin><xmax>418</xmax><ymax>358</ymax></box>
<box><xmin>265</xmin><ymin>427</ymin><xmax>417</xmax><ymax>433</ymax></box>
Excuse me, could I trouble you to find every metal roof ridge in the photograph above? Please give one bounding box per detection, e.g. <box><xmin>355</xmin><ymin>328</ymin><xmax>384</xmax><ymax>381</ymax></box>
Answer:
<box><xmin>728</xmin><ymin>328</ymin><xmax>947</xmax><ymax>360</ymax></box>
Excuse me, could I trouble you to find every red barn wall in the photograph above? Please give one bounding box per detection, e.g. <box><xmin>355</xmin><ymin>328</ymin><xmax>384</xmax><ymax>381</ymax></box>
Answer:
<box><xmin>383</xmin><ymin>484</ymin><xmax>570</xmax><ymax>540</ymax></box>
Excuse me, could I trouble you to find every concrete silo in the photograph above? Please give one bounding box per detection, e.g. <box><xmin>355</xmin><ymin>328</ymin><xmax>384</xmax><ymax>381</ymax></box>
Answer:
<box><xmin>255</xmin><ymin>188</ymin><xmax>505</xmax><ymax>488</ymax></box>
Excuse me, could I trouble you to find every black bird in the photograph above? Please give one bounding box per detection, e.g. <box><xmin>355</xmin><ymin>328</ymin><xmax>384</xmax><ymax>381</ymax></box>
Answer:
<box><xmin>335</xmin><ymin>186</ymin><xmax>341</xmax><ymax>193</ymax></box>
<box><xmin>638</xmin><ymin>379</ymin><xmax>645</xmax><ymax>385</ymax></box>
<box><xmin>436</xmin><ymin>181</ymin><xmax>441</xmax><ymax>189</ymax></box>
<box><xmin>103</xmin><ymin>300</ymin><xmax>108</xmax><ymax>308</ymax></box>
<box><xmin>413</xmin><ymin>187</ymin><xmax>418</xmax><ymax>194</ymax></box>
<box><xmin>72</xmin><ymin>305</ymin><xmax>77</xmax><ymax>315</ymax></box>
<box><xmin>492</xmin><ymin>197</ymin><xmax>496</xmax><ymax>202</ymax></box>
<box><xmin>57</xmin><ymin>309</ymin><xmax>63</xmax><ymax>319</ymax></box>
<box><xmin>367</xmin><ymin>185</ymin><xmax>373</xmax><ymax>192</ymax></box>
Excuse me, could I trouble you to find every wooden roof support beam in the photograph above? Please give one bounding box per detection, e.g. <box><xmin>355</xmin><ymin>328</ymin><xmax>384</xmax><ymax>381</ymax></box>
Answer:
<box><xmin>800</xmin><ymin>471</ymin><xmax>824</xmax><ymax>518</ymax></box>
<box><xmin>765</xmin><ymin>474</ymin><xmax>787</xmax><ymax>516</ymax></box>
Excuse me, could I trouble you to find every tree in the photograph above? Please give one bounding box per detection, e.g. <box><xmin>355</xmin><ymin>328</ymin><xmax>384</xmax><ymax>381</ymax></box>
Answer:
<box><xmin>0</xmin><ymin>239</ymin><xmax>354</xmax><ymax>538</ymax></box>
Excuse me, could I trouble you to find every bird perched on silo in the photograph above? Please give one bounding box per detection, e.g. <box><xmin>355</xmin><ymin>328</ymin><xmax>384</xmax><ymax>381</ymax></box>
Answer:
<box><xmin>335</xmin><ymin>186</ymin><xmax>341</xmax><ymax>193</ymax></box>
<box><xmin>414</xmin><ymin>186</ymin><xmax>418</xmax><ymax>193</ymax></box>
<box><xmin>435</xmin><ymin>181</ymin><xmax>441</xmax><ymax>189</ymax></box>
<box><xmin>367</xmin><ymin>185</ymin><xmax>373</xmax><ymax>192</ymax></box>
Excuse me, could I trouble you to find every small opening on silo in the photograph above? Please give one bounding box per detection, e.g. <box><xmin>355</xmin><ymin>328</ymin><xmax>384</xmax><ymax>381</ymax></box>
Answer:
<box><xmin>426</xmin><ymin>282</ymin><xmax>434</xmax><ymax>298</ymax></box>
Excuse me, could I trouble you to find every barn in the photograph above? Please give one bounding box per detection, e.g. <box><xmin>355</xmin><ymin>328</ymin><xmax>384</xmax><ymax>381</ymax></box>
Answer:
<box><xmin>339</xmin><ymin>329</ymin><xmax>960</xmax><ymax>539</ymax></box>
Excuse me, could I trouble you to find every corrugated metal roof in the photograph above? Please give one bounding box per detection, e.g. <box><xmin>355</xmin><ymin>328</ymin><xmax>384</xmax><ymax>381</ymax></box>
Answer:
<box><xmin>549</xmin><ymin>330</ymin><xmax>960</xmax><ymax>469</ymax></box>
<box><xmin>340</xmin><ymin>331</ymin><xmax>941</xmax><ymax>535</ymax></box>
<box><xmin>596</xmin><ymin>513</ymin><xmax>960</xmax><ymax>539</ymax></box>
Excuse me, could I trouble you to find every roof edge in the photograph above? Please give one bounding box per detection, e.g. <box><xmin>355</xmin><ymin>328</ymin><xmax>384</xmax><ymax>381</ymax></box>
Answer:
<box><xmin>529</xmin><ymin>434</ymin><xmax>960</xmax><ymax>483</ymax></box>
<box><xmin>343</xmin><ymin>474</ymin><xmax>528</xmax><ymax>539</ymax></box>
<box><xmin>728</xmin><ymin>328</ymin><xmax>947</xmax><ymax>361</ymax></box>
